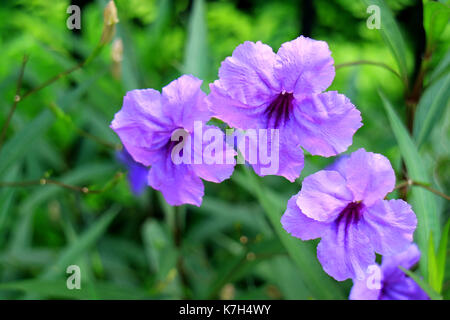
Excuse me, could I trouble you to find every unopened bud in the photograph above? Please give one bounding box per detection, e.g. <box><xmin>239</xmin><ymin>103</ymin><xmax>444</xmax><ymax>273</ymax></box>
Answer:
<box><xmin>100</xmin><ymin>1</ymin><xmax>119</xmax><ymax>45</ymax></box>
<box><xmin>111</xmin><ymin>38</ymin><xmax>123</xmax><ymax>79</ymax></box>
<box><xmin>104</xmin><ymin>0</ymin><xmax>119</xmax><ymax>26</ymax></box>
<box><xmin>111</xmin><ymin>38</ymin><xmax>123</xmax><ymax>63</ymax></box>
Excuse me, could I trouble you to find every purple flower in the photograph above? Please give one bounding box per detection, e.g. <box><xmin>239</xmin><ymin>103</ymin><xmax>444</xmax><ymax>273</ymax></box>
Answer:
<box><xmin>111</xmin><ymin>75</ymin><xmax>236</xmax><ymax>206</ymax></box>
<box><xmin>350</xmin><ymin>244</ymin><xmax>429</xmax><ymax>300</ymax></box>
<box><xmin>116</xmin><ymin>147</ymin><xmax>149</xmax><ymax>196</ymax></box>
<box><xmin>206</xmin><ymin>36</ymin><xmax>362</xmax><ymax>181</ymax></box>
<box><xmin>281</xmin><ymin>148</ymin><xmax>417</xmax><ymax>281</ymax></box>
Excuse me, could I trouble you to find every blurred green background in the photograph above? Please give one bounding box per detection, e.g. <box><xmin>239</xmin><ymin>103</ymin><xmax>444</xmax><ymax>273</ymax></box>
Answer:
<box><xmin>0</xmin><ymin>0</ymin><xmax>448</xmax><ymax>299</ymax></box>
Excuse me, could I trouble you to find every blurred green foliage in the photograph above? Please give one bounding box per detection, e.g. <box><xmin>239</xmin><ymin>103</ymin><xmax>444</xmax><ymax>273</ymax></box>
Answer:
<box><xmin>0</xmin><ymin>0</ymin><xmax>448</xmax><ymax>299</ymax></box>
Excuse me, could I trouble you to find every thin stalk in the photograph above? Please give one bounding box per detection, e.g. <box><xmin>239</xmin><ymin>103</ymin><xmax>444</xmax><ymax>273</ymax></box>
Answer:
<box><xmin>0</xmin><ymin>172</ymin><xmax>124</xmax><ymax>195</ymax></box>
<box><xmin>394</xmin><ymin>180</ymin><xmax>450</xmax><ymax>201</ymax></box>
<box><xmin>0</xmin><ymin>55</ymin><xmax>29</xmax><ymax>152</ymax></box>
<box><xmin>336</xmin><ymin>60</ymin><xmax>403</xmax><ymax>82</ymax></box>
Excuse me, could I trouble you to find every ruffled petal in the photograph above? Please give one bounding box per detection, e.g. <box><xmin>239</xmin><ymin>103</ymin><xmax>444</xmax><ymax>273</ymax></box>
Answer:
<box><xmin>290</xmin><ymin>91</ymin><xmax>362</xmax><ymax>157</ymax></box>
<box><xmin>207</xmin><ymin>81</ymin><xmax>267</xmax><ymax>130</ymax></box>
<box><xmin>161</xmin><ymin>74</ymin><xmax>210</xmax><ymax>131</ymax></box>
<box><xmin>217</xmin><ymin>41</ymin><xmax>279</xmax><ymax>107</ymax></box>
<box><xmin>191</xmin><ymin>125</ymin><xmax>236</xmax><ymax>183</ymax></box>
<box><xmin>338</xmin><ymin>148</ymin><xmax>396</xmax><ymax>206</ymax></box>
<box><xmin>297</xmin><ymin>170</ymin><xmax>353</xmax><ymax>222</ymax></box>
<box><xmin>381</xmin><ymin>243</ymin><xmax>421</xmax><ymax>283</ymax></box>
<box><xmin>317</xmin><ymin>221</ymin><xmax>375</xmax><ymax>281</ymax></box>
<box><xmin>381</xmin><ymin>277</ymin><xmax>429</xmax><ymax>300</ymax></box>
<box><xmin>361</xmin><ymin>199</ymin><xmax>417</xmax><ymax>256</ymax></box>
<box><xmin>275</xmin><ymin>36</ymin><xmax>335</xmax><ymax>95</ymax></box>
<box><xmin>379</xmin><ymin>244</ymin><xmax>429</xmax><ymax>300</ymax></box>
<box><xmin>148</xmin><ymin>156</ymin><xmax>204</xmax><ymax>206</ymax></box>
<box><xmin>235</xmin><ymin>127</ymin><xmax>304</xmax><ymax>182</ymax></box>
<box><xmin>111</xmin><ymin>89</ymin><xmax>173</xmax><ymax>166</ymax></box>
<box><xmin>326</xmin><ymin>154</ymin><xmax>350</xmax><ymax>173</ymax></box>
<box><xmin>116</xmin><ymin>148</ymin><xmax>149</xmax><ymax>195</ymax></box>
<box><xmin>349</xmin><ymin>265</ymin><xmax>382</xmax><ymax>300</ymax></box>
<box><xmin>281</xmin><ymin>195</ymin><xmax>329</xmax><ymax>240</ymax></box>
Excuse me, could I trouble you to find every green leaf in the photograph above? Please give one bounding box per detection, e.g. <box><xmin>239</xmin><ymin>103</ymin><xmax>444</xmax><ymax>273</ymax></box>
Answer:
<box><xmin>400</xmin><ymin>267</ymin><xmax>442</xmax><ymax>300</ymax></box>
<box><xmin>141</xmin><ymin>219</ymin><xmax>175</xmax><ymax>274</ymax></box>
<box><xmin>0</xmin><ymin>279</ymin><xmax>152</xmax><ymax>299</ymax></box>
<box><xmin>428</xmin><ymin>233</ymin><xmax>439</xmax><ymax>291</ymax></box>
<box><xmin>187</xmin><ymin>197</ymin><xmax>271</xmax><ymax>243</ymax></box>
<box><xmin>232</xmin><ymin>168</ymin><xmax>344</xmax><ymax>300</ymax></box>
<box><xmin>428</xmin><ymin>50</ymin><xmax>450</xmax><ymax>84</ymax></box>
<box><xmin>379</xmin><ymin>91</ymin><xmax>440</xmax><ymax>278</ymax></box>
<box><xmin>414</xmin><ymin>73</ymin><xmax>450</xmax><ymax>147</ymax></box>
<box><xmin>206</xmin><ymin>238</ymin><xmax>285</xmax><ymax>299</ymax></box>
<box><xmin>423</xmin><ymin>1</ymin><xmax>450</xmax><ymax>49</ymax></box>
<box><xmin>42</xmin><ymin>206</ymin><xmax>119</xmax><ymax>279</ymax></box>
<box><xmin>0</xmin><ymin>165</ymin><xmax>19</xmax><ymax>237</ymax></box>
<box><xmin>0</xmin><ymin>111</ymin><xmax>53</xmax><ymax>178</ymax></box>
<box><xmin>436</xmin><ymin>219</ymin><xmax>450</xmax><ymax>293</ymax></box>
<box><xmin>141</xmin><ymin>219</ymin><xmax>181</xmax><ymax>298</ymax></box>
<box><xmin>184</xmin><ymin>0</ymin><xmax>209</xmax><ymax>80</ymax></box>
<box><xmin>362</xmin><ymin>0</ymin><xmax>409</xmax><ymax>84</ymax></box>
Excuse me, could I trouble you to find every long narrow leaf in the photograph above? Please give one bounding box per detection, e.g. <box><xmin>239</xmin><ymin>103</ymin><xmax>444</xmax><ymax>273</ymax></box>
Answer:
<box><xmin>379</xmin><ymin>91</ymin><xmax>440</xmax><ymax>278</ymax></box>
<box><xmin>400</xmin><ymin>267</ymin><xmax>442</xmax><ymax>300</ymax></box>
<box><xmin>184</xmin><ymin>0</ymin><xmax>209</xmax><ymax>80</ymax></box>
<box><xmin>362</xmin><ymin>0</ymin><xmax>409</xmax><ymax>84</ymax></box>
<box><xmin>43</xmin><ymin>207</ymin><xmax>119</xmax><ymax>278</ymax></box>
<box><xmin>233</xmin><ymin>168</ymin><xmax>344</xmax><ymax>299</ymax></box>
<box><xmin>413</xmin><ymin>73</ymin><xmax>450</xmax><ymax>147</ymax></box>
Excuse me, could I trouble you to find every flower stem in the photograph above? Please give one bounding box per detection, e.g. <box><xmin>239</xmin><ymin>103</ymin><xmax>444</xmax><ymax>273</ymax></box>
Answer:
<box><xmin>0</xmin><ymin>55</ymin><xmax>28</xmax><ymax>152</ymax></box>
<box><xmin>335</xmin><ymin>60</ymin><xmax>403</xmax><ymax>83</ymax></box>
<box><xmin>0</xmin><ymin>172</ymin><xmax>124</xmax><ymax>194</ymax></box>
<box><xmin>394</xmin><ymin>179</ymin><xmax>450</xmax><ymax>201</ymax></box>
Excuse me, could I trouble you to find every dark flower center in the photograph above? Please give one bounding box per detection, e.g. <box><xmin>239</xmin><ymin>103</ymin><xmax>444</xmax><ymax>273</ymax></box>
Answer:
<box><xmin>264</xmin><ymin>91</ymin><xmax>294</xmax><ymax>128</ymax></box>
<box><xmin>335</xmin><ymin>201</ymin><xmax>364</xmax><ymax>231</ymax></box>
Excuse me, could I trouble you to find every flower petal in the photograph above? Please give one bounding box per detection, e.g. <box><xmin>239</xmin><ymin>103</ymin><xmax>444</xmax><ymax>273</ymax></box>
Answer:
<box><xmin>191</xmin><ymin>125</ymin><xmax>236</xmax><ymax>183</ymax></box>
<box><xmin>148</xmin><ymin>156</ymin><xmax>204</xmax><ymax>206</ymax></box>
<box><xmin>117</xmin><ymin>148</ymin><xmax>149</xmax><ymax>195</ymax></box>
<box><xmin>361</xmin><ymin>199</ymin><xmax>417</xmax><ymax>256</ymax></box>
<box><xmin>217</xmin><ymin>41</ymin><xmax>279</xmax><ymax>107</ymax></box>
<box><xmin>381</xmin><ymin>243</ymin><xmax>421</xmax><ymax>283</ymax></box>
<box><xmin>275</xmin><ymin>36</ymin><xmax>335</xmax><ymax>95</ymax></box>
<box><xmin>290</xmin><ymin>91</ymin><xmax>362</xmax><ymax>157</ymax></box>
<box><xmin>381</xmin><ymin>277</ymin><xmax>429</xmax><ymax>300</ymax></box>
<box><xmin>111</xmin><ymin>89</ymin><xmax>173</xmax><ymax>166</ymax></box>
<box><xmin>339</xmin><ymin>148</ymin><xmax>396</xmax><ymax>205</ymax></box>
<box><xmin>161</xmin><ymin>74</ymin><xmax>210</xmax><ymax>131</ymax></box>
<box><xmin>236</xmin><ymin>127</ymin><xmax>304</xmax><ymax>182</ymax></box>
<box><xmin>281</xmin><ymin>195</ymin><xmax>329</xmax><ymax>240</ymax></box>
<box><xmin>349</xmin><ymin>269</ymin><xmax>382</xmax><ymax>300</ymax></box>
<box><xmin>379</xmin><ymin>244</ymin><xmax>429</xmax><ymax>300</ymax></box>
<box><xmin>207</xmin><ymin>81</ymin><xmax>267</xmax><ymax>130</ymax></box>
<box><xmin>297</xmin><ymin>170</ymin><xmax>353</xmax><ymax>222</ymax></box>
<box><xmin>317</xmin><ymin>221</ymin><xmax>375</xmax><ymax>281</ymax></box>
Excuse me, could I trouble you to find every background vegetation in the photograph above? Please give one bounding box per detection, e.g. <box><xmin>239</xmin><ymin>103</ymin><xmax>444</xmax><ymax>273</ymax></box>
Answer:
<box><xmin>0</xmin><ymin>0</ymin><xmax>448</xmax><ymax>299</ymax></box>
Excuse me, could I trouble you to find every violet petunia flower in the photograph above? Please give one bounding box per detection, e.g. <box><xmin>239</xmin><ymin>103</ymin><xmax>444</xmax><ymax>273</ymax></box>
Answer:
<box><xmin>350</xmin><ymin>244</ymin><xmax>429</xmax><ymax>300</ymax></box>
<box><xmin>281</xmin><ymin>148</ymin><xmax>417</xmax><ymax>281</ymax></box>
<box><xmin>111</xmin><ymin>75</ymin><xmax>236</xmax><ymax>206</ymax></box>
<box><xmin>116</xmin><ymin>148</ymin><xmax>148</xmax><ymax>196</ymax></box>
<box><xmin>207</xmin><ymin>36</ymin><xmax>362</xmax><ymax>181</ymax></box>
